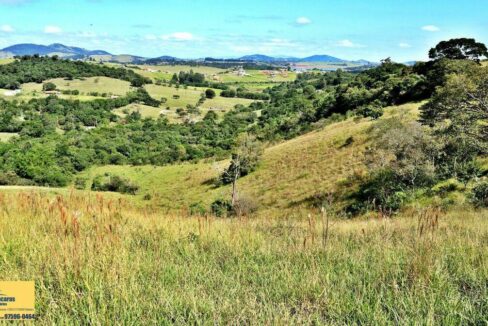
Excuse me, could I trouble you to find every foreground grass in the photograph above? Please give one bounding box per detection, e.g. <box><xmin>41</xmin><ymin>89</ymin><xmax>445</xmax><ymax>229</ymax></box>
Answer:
<box><xmin>1</xmin><ymin>191</ymin><xmax>487</xmax><ymax>324</ymax></box>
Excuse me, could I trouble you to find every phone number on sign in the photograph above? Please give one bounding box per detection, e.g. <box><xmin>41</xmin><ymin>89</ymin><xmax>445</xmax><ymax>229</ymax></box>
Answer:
<box><xmin>4</xmin><ymin>314</ymin><xmax>37</xmax><ymax>320</ymax></box>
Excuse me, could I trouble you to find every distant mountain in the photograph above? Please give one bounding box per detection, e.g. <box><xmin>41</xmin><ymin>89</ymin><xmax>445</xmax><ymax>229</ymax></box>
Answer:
<box><xmin>237</xmin><ymin>54</ymin><xmax>350</xmax><ymax>63</ymax></box>
<box><xmin>300</xmin><ymin>55</ymin><xmax>345</xmax><ymax>63</ymax></box>
<box><xmin>90</xmin><ymin>54</ymin><xmax>146</xmax><ymax>64</ymax></box>
<box><xmin>403</xmin><ymin>61</ymin><xmax>417</xmax><ymax>66</ymax></box>
<box><xmin>155</xmin><ymin>55</ymin><xmax>178</xmax><ymax>61</ymax></box>
<box><xmin>238</xmin><ymin>54</ymin><xmax>286</xmax><ymax>62</ymax></box>
<box><xmin>0</xmin><ymin>43</ymin><xmax>380</xmax><ymax>66</ymax></box>
<box><xmin>1</xmin><ymin>43</ymin><xmax>111</xmax><ymax>58</ymax></box>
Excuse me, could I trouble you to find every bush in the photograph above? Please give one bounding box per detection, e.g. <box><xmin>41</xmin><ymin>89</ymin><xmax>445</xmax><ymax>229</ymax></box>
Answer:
<box><xmin>42</xmin><ymin>82</ymin><xmax>57</xmax><ymax>91</ymax></box>
<box><xmin>210</xmin><ymin>199</ymin><xmax>233</xmax><ymax>217</ymax></box>
<box><xmin>233</xmin><ymin>195</ymin><xmax>258</xmax><ymax>216</ymax></box>
<box><xmin>357</xmin><ymin>105</ymin><xmax>383</xmax><ymax>120</ymax></box>
<box><xmin>471</xmin><ymin>181</ymin><xmax>488</xmax><ymax>207</ymax></box>
<box><xmin>347</xmin><ymin>169</ymin><xmax>409</xmax><ymax>215</ymax></box>
<box><xmin>91</xmin><ymin>173</ymin><xmax>139</xmax><ymax>195</ymax></box>
<box><xmin>189</xmin><ymin>202</ymin><xmax>207</xmax><ymax>216</ymax></box>
<box><xmin>74</xmin><ymin>176</ymin><xmax>87</xmax><ymax>190</ymax></box>
<box><xmin>143</xmin><ymin>193</ymin><xmax>152</xmax><ymax>201</ymax></box>
<box><xmin>432</xmin><ymin>179</ymin><xmax>462</xmax><ymax>196</ymax></box>
<box><xmin>205</xmin><ymin>89</ymin><xmax>216</xmax><ymax>99</ymax></box>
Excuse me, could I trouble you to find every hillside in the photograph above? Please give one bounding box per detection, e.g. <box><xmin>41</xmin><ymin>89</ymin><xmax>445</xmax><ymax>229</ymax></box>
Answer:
<box><xmin>1</xmin><ymin>43</ymin><xmax>110</xmax><ymax>58</ymax></box>
<box><xmin>78</xmin><ymin>103</ymin><xmax>421</xmax><ymax>215</ymax></box>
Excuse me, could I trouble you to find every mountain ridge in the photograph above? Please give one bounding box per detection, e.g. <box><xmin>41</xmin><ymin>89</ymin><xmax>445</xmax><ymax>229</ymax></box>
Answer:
<box><xmin>1</xmin><ymin>43</ymin><xmax>377</xmax><ymax>64</ymax></box>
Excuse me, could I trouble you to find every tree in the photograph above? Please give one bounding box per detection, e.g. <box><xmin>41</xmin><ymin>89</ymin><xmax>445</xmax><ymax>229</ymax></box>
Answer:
<box><xmin>205</xmin><ymin>88</ymin><xmax>216</xmax><ymax>99</ymax></box>
<box><xmin>429</xmin><ymin>38</ymin><xmax>488</xmax><ymax>63</ymax></box>
<box><xmin>42</xmin><ymin>82</ymin><xmax>57</xmax><ymax>91</ymax></box>
<box><xmin>220</xmin><ymin>134</ymin><xmax>263</xmax><ymax>206</ymax></box>
<box><xmin>420</xmin><ymin>66</ymin><xmax>488</xmax><ymax>178</ymax></box>
<box><xmin>367</xmin><ymin>116</ymin><xmax>437</xmax><ymax>187</ymax></box>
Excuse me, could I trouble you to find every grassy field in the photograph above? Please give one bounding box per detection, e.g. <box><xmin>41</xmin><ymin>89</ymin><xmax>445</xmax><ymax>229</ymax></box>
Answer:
<box><xmin>1</xmin><ymin>190</ymin><xmax>487</xmax><ymax>324</ymax></box>
<box><xmin>0</xmin><ymin>132</ymin><xmax>18</xmax><ymax>141</ymax></box>
<box><xmin>113</xmin><ymin>103</ymin><xmax>165</xmax><ymax>119</ymax></box>
<box><xmin>142</xmin><ymin>84</ymin><xmax>256</xmax><ymax>121</ymax></box>
<box><xmin>144</xmin><ymin>84</ymin><xmax>203</xmax><ymax>108</ymax></box>
<box><xmin>0</xmin><ymin>77</ymin><xmax>133</xmax><ymax>102</ymax></box>
<box><xmin>46</xmin><ymin>77</ymin><xmax>132</xmax><ymax>95</ymax></box>
<box><xmin>79</xmin><ymin>103</ymin><xmax>421</xmax><ymax>214</ymax></box>
<box><xmin>123</xmin><ymin>64</ymin><xmax>297</xmax><ymax>85</ymax></box>
<box><xmin>121</xmin><ymin>64</ymin><xmax>227</xmax><ymax>81</ymax></box>
<box><xmin>220</xmin><ymin>69</ymin><xmax>296</xmax><ymax>83</ymax></box>
<box><xmin>0</xmin><ymin>58</ymin><xmax>14</xmax><ymax>65</ymax></box>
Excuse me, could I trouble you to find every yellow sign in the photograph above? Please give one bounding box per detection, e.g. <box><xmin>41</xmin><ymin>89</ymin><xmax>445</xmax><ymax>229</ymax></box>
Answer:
<box><xmin>0</xmin><ymin>281</ymin><xmax>36</xmax><ymax>321</ymax></box>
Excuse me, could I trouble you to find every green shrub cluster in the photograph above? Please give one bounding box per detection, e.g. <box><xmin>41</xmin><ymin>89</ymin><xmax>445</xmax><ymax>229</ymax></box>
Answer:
<box><xmin>91</xmin><ymin>173</ymin><xmax>139</xmax><ymax>195</ymax></box>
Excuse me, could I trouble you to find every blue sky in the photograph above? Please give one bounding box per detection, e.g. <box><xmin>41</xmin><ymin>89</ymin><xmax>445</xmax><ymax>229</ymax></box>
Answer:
<box><xmin>0</xmin><ymin>0</ymin><xmax>486</xmax><ymax>61</ymax></box>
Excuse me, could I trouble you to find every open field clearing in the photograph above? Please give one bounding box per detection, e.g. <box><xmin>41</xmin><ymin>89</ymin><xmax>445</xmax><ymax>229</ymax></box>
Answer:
<box><xmin>113</xmin><ymin>103</ymin><xmax>165</xmax><ymax>119</ymax></box>
<box><xmin>120</xmin><ymin>64</ymin><xmax>227</xmax><ymax>81</ymax></box>
<box><xmin>220</xmin><ymin>69</ymin><xmax>296</xmax><ymax>83</ymax></box>
<box><xmin>292</xmin><ymin>62</ymin><xmax>364</xmax><ymax>71</ymax></box>
<box><xmin>202</xmin><ymin>95</ymin><xmax>256</xmax><ymax>111</ymax></box>
<box><xmin>46</xmin><ymin>76</ymin><xmax>132</xmax><ymax>95</ymax></box>
<box><xmin>0</xmin><ymin>77</ymin><xmax>132</xmax><ymax>102</ymax></box>
<box><xmin>144</xmin><ymin>84</ymin><xmax>256</xmax><ymax>117</ymax></box>
<box><xmin>79</xmin><ymin>103</ymin><xmax>421</xmax><ymax>214</ymax></box>
<box><xmin>123</xmin><ymin>64</ymin><xmax>297</xmax><ymax>84</ymax></box>
<box><xmin>0</xmin><ymin>132</ymin><xmax>18</xmax><ymax>141</ymax></box>
<box><xmin>1</xmin><ymin>190</ymin><xmax>487</xmax><ymax>324</ymax></box>
<box><xmin>144</xmin><ymin>84</ymin><xmax>203</xmax><ymax>108</ymax></box>
<box><xmin>0</xmin><ymin>58</ymin><xmax>14</xmax><ymax>65</ymax></box>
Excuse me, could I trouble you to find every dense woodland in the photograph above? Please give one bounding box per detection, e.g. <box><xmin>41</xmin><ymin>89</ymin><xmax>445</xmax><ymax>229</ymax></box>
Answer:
<box><xmin>0</xmin><ymin>38</ymin><xmax>486</xmax><ymax>214</ymax></box>
<box><xmin>0</xmin><ymin>55</ymin><xmax>151</xmax><ymax>89</ymax></box>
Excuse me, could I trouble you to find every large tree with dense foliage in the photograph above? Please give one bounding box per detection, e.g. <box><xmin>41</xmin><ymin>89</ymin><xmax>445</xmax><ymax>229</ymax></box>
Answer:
<box><xmin>420</xmin><ymin>65</ymin><xmax>488</xmax><ymax>177</ymax></box>
<box><xmin>429</xmin><ymin>38</ymin><xmax>488</xmax><ymax>62</ymax></box>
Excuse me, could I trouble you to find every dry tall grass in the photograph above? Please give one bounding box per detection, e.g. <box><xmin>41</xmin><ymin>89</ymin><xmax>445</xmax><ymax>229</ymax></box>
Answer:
<box><xmin>1</xmin><ymin>191</ymin><xmax>487</xmax><ymax>324</ymax></box>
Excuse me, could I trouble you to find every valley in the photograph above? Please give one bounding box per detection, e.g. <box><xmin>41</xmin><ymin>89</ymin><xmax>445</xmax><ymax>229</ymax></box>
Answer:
<box><xmin>0</xmin><ymin>26</ymin><xmax>486</xmax><ymax>323</ymax></box>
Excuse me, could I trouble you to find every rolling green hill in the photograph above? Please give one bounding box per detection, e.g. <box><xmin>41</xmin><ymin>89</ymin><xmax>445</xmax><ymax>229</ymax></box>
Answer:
<box><xmin>78</xmin><ymin>103</ymin><xmax>422</xmax><ymax>215</ymax></box>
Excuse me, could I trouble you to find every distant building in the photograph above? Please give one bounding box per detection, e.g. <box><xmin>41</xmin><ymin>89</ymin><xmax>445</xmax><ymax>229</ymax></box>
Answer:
<box><xmin>235</xmin><ymin>66</ymin><xmax>249</xmax><ymax>77</ymax></box>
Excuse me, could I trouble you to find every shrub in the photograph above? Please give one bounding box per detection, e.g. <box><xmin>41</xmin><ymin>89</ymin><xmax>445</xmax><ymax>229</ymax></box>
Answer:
<box><xmin>42</xmin><ymin>82</ymin><xmax>57</xmax><ymax>91</ymax></box>
<box><xmin>74</xmin><ymin>177</ymin><xmax>87</xmax><ymax>190</ymax></box>
<box><xmin>91</xmin><ymin>173</ymin><xmax>139</xmax><ymax>195</ymax></box>
<box><xmin>189</xmin><ymin>202</ymin><xmax>207</xmax><ymax>216</ymax></box>
<box><xmin>347</xmin><ymin>169</ymin><xmax>409</xmax><ymax>215</ymax></box>
<box><xmin>471</xmin><ymin>181</ymin><xmax>488</xmax><ymax>207</ymax></box>
<box><xmin>210</xmin><ymin>199</ymin><xmax>232</xmax><ymax>217</ymax></box>
<box><xmin>205</xmin><ymin>89</ymin><xmax>216</xmax><ymax>99</ymax></box>
<box><xmin>232</xmin><ymin>195</ymin><xmax>258</xmax><ymax>216</ymax></box>
<box><xmin>432</xmin><ymin>179</ymin><xmax>462</xmax><ymax>196</ymax></box>
<box><xmin>357</xmin><ymin>105</ymin><xmax>384</xmax><ymax>120</ymax></box>
<box><xmin>143</xmin><ymin>193</ymin><xmax>152</xmax><ymax>201</ymax></box>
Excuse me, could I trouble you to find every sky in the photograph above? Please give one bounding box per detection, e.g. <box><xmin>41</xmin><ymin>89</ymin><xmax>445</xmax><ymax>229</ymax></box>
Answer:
<box><xmin>0</xmin><ymin>0</ymin><xmax>487</xmax><ymax>62</ymax></box>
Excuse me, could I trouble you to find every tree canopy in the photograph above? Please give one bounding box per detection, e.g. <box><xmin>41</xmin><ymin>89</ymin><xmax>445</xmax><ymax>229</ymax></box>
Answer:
<box><xmin>429</xmin><ymin>38</ymin><xmax>488</xmax><ymax>62</ymax></box>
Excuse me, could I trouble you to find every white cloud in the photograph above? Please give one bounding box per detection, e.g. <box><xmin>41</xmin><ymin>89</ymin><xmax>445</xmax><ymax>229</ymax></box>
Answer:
<box><xmin>0</xmin><ymin>24</ymin><xmax>14</xmax><ymax>32</ymax></box>
<box><xmin>44</xmin><ymin>25</ymin><xmax>62</xmax><ymax>34</ymax></box>
<box><xmin>337</xmin><ymin>39</ymin><xmax>364</xmax><ymax>48</ymax></box>
<box><xmin>399</xmin><ymin>42</ymin><xmax>411</xmax><ymax>48</ymax></box>
<box><xmin>296</xmin><ymin>17</ymin><xmax>311</xmax><ymax>25</ymax></box>
<box><xmin>78</xmin><ymin>31</ymin><xmax>97</xmax><ymax>38</ymax></box>
<box><xmin>422</xmin><ymin>25</ymin><xmax>440</xmax><ymax>32</ymax></box>
<box><xmin>144</xmin><ymin>34</ymin><xmax>158</xmax><ymax>41</ymax></box>
<box><xmin>161</xmin><ymin>32</ymin><xmax>194</xmax><ymax>41</ymax></box>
